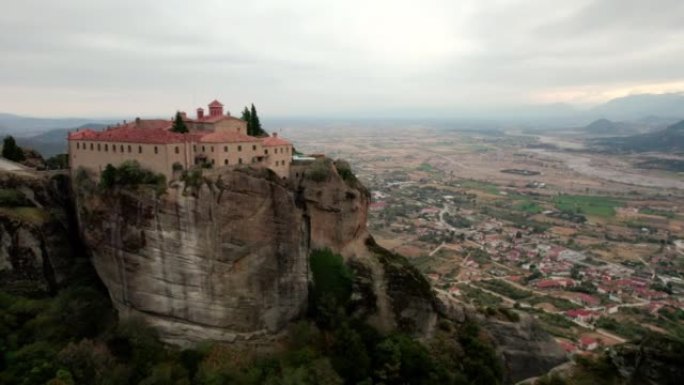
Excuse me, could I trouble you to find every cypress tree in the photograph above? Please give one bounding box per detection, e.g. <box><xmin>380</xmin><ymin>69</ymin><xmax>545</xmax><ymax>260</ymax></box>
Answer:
<box><xmin>2</xmin><ymin>136</ymin><xmax>25</xmax><ymax>162</ymax></box>
<box><xmin>241</xmin><ymin>107</ymin><xmax>252</xmax><ymax>135</ymax></box>
<box><xmin>171</xmin><ymin>112</ymin><xmax>188</xmax><ymax>133</ymax></box>
<box><xmin>250</xmin><ymin>104</ymin><xmax>264</xmax><ymax>136</ymax></box>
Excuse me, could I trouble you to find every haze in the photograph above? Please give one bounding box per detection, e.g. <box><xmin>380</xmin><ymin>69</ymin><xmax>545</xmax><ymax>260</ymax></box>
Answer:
<box><xmin>1</xmin><ymin>0</ymin><xmax>683</xmax><ymax>118</ymax></box>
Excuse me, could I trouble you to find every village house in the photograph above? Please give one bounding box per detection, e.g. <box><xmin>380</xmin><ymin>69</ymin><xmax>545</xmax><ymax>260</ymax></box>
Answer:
<box><xmin>68</xmin><ymin>100</ymin><xmax>294</xmax><ymax>180</ymax></box>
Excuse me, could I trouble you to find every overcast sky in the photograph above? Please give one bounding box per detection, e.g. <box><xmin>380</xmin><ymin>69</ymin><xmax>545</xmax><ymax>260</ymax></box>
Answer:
<box><xmin>1</xmin><ymin>0</ymin><xmax>683</xmax><ymax>117</ymax></box>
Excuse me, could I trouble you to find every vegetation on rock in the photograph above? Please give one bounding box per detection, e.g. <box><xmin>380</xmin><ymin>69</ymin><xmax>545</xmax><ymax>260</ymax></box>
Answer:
<box><xmin>99</xmin><ymin>161</ymin><xmax>167</xmax><ymax>194</ymax></box>
<box><xmin>2</xmin><ymin>135</ymin><xmax>25</xmax><ymax>162</ymax></box>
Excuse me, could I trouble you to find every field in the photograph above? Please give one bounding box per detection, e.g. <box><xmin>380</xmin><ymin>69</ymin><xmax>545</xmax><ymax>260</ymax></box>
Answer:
<box><xmin>553</xmin><ymin>195</ymin><xmax>621</xmax><ymax>218</ymax></box>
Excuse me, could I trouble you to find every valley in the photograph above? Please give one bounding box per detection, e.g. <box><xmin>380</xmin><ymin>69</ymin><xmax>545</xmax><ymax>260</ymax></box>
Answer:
<box><xmin>288</xmin><ymin>124</ymin><xmax>684</xmax><ymax>354</ymax></box>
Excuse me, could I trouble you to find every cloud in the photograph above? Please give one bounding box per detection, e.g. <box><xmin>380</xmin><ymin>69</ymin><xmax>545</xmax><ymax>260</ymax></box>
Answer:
<box><xmin>0</xmin><ymin>0</ymin><xmax>682</xmax><ymax>117</ymax></box>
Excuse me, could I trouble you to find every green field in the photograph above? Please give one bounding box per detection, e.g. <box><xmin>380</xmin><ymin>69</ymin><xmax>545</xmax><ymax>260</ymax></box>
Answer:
<box><xmin>553</xmin><ymin>195</ymin><xmax>621</xmax><ymax>218</ymax></box>
<box><xmin>460</xmin><ymin>180</ymin><xmax>500</xmax><ymax>195</ymax></box>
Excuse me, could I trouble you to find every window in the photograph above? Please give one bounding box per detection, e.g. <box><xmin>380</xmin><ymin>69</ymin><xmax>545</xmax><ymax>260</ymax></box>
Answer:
<box><xmin>224</xmin><ymin>159</ymin><xmax>228</xmax><ymax>165</ymax></box>
<box><xmin>211</xmin><ymin>159</ymin><xmax>215</xmax><ymax>165</ymax></box>
<box><xmin>252</xmin><ymin>145</ymin><xmax>256</xmax><ymax>151</ymax></box>
<box><xmin>154</xmin><ymin>146</ymin><xmax>158</xmax><ymax>154</ymax></box>
<box><xmin>238</xmin><ymin>145</ymin><xmax>242</xmax><ymax>152</ymax></box>
<box><xmin>211</xmin><ymin>146</ymin><xmax>214</xmax><ymax>152</ymax></box>
<box><xmin>104</xmin><ymin>144</ymin><xmax>108</xmax><ymax>152</ymax></box>
<box><xmin>224</xmin><ymin>146</ymin><xmax>228</xmax><ymax>152</ymax></box>
<box><xmin>76</xmin><ymin>142</ymin><xmax>80</xmax><ymax>150</ymax></box>
<box><xmin>238</xmin><ymin>158</ymin><xmax>242</xmax><ymax>164</ymax></box>
<box><xmin>90</xmin><ymin>143</ymin><xmax>93</xmax><ymax>150</ymax></box>
<box><xmin>202</xmin><ymin>146</ymin><xmax>205</xmax><ymax>152</ymax></box>
<box><xmin>113</xmin><ymin>145</ymin><xmax>116</xmax><ymax>153</ymax></box>
<box><xmin>120</xmin><ymin>145</ymin><xmax>124</xmax><ymax>152</ymax></box>
<box><xmin>193</xmin><ymin>145</ymin><xmax>197</xmax><ymax>152</ymax></box>
<box><xmin>128</xmin><ymin>145</ymin><xmax>132</xmax><ymax>153</ymax></box>
<box><xmin>139</xmin><ymin>146</ymin><xmax>142</xmax><ymax>153</ymax></box>
<box><xmin>265</xmin><ymin>149</ymin><xmax>268</xmax><ymax>155</ymax></box>
<box><xmin>97</xmin><ymin>143</ymin><xmax>101</xmax><ymax>151</ymax></box>
<box><xmin>175</xmin><ymin>146</ymin><xmax>179</xmax><ymax>154</ymax></box>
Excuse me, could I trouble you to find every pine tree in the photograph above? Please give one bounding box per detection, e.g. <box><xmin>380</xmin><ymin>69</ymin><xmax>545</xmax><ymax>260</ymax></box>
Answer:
<box><xmin>241</xmin><ymin>107</ymin><xmax>252</xmax><ymax>135</ymax></box>
<box><xmin>250</xmin><ymin>104</ymin><xmax>264</xmax><ymax>136</ymax></box>
<box><xmin>2</xmin><ymin>136</ymin><xmax>25</xmax><ymax>162</ymax></box>
<box><xmin>171</xmin><ymin>112</ymin><xmax>188</xmax><ymax>133</ymax></box>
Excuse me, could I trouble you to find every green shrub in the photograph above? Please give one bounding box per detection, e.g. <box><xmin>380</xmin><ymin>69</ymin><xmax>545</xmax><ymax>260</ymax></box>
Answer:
<box><xmin>306</xmin><ymin>158</ymin><xmax>332</xmax><ymax>182</ymax></box>
<box><xmin>0</xmin><ymin>189</ymin><xmax>30</xmax><ymax>207</ymax></box>
<box><xmin>99</xmin><ymin>161</ymin><xmax>167</xmax><ymax>194</ymax></box>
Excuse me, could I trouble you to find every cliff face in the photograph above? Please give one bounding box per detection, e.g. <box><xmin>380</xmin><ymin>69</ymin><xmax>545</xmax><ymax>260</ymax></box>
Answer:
<box><xmin>76</xmin><ymin>167</ymin><xmax>309</xmax><ymax>346</ymax></box>
<box><xmin>74</xmin><ymin>161</ymin><xmax>442</xmax><ymax>346</ymax></box>
<box><xmin>0</xmin><ymin>172</ymin><xmax>84</xmax><ymax>294</ymax></box>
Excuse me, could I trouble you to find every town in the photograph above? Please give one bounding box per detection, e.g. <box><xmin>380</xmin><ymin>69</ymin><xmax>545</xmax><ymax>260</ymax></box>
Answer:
<box><xmin>287</xmin><ymin>124</ymin><xmax>684</xmax><ymax>356</ymax></box>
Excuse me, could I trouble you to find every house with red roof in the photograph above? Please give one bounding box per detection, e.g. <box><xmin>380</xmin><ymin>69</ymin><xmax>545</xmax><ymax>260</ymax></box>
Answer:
<box><xmin>578</xmin><ymin>336</ymin><xmax>599</xmax><ymax>351</ymax></box>
<box><xmin>68</xmin><ymin>100</ymin><xmax>294</xmax><ymax>180</ymax></box>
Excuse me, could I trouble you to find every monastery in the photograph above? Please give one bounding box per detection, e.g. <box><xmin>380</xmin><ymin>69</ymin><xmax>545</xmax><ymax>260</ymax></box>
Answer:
<box><xmin>68</xmin><ymin>100</ymin><xmax>293</xmax><ymax>180</ymax></box>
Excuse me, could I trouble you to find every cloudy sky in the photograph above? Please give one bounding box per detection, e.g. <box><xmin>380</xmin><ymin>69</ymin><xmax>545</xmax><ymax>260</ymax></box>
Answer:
<box><xmin>1</xmin><ymin>0</ymin><xmax>683</xmax><ymax>117</ymax></box>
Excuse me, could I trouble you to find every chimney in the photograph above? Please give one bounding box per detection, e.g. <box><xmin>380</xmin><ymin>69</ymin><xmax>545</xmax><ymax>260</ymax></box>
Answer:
<box><xmin>197</xmin><ymin>108</ymin><xmax>204</xmax><ymax>119</ymax></box>
<box><xmin>180</xmin><ymin>111</ymin><xmax>187</xmax><ymax>119</ymax></box>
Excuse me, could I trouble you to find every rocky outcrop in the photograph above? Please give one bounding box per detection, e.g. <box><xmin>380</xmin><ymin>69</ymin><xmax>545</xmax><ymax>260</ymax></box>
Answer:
<box><xmin>483</xmin><ymin>315</ymin><xmax>567</xmax><ymax>384</ymax></box>
<box><xmin>74</xmin><ymin>159</ymin><xmax>443</xmax><ymax>345</ymax></box>
<box><xmin>76</xmin><ymin>167</ymin><xmax>309</xmax><ymax>346</ymax></box>
<box><xmin>0</xmin><ymin>172</ymin><xmax>83</xmax><ymax>294</ymax></box>
<box><xmin>608</xmin><ymin>334</ymin><xmax>684</xmax><ymax>385</ymax></box>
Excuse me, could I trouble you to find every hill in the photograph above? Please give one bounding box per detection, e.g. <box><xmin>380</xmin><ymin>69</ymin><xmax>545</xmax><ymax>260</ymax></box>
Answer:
<box><xmin>590</xmin><ymin>93</ymin><xmax>684</xmax><ymax>121</ymax></box>
<box><xmin>594</xmin><ymin>120</ymin><xmax>684</xmax><ymax>153</ymax></box>
<box><xmin>0</xmin><ymin>113</ymin><xmax>114</xmax><ymax>137</ymax></box>
<box><xmin>15</xmin><ymin>124</ymin><xmax>108</xmax><ymax>157</ymax></box>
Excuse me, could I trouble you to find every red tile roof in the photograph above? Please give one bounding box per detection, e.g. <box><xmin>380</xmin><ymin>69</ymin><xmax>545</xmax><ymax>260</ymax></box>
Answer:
<box><xmin>262</xmin><ymin>135</ymin><xmax>291</xmax><ymax>147</ymax></box>
<box><xmin>68</xmin><ymin>120</ymin><xmax>191</xmax><ymax>144</ymax></box>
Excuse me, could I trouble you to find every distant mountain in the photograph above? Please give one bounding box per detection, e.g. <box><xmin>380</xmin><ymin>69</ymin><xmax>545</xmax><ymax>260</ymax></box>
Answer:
<box><xmin>15</xmin><ymin>123</ymin><xmax>109</xmax><ymax>158</ymax></box>
<box><xmin>584</xmin><ymin>118</ymin><xmax>623</xmax><ymax>133</ymax></box>
<box><xmin>0</xmin><ymin>113</ymin><xmax>115</xmax><ymax>137</ymax></box>
<box><xmin>590</xmin><ymin>93</ymin><xmax>684</xmax><ymax>121</ymax></box>
<box><xmin>594</xmin><ymin>120</ymin><xmax>684</xmax><ymax>153</ymax></box>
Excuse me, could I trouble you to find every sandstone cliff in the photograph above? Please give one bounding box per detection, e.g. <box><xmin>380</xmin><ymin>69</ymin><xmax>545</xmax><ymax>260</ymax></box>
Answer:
<box><xmin>73</xmin><ymin>159</ymin><xmax>444</xmax><ymax>345</ymax></box>
<box><xmin>0</xmin><ymin>172</ymin><xmax>86</xmax><ymax>294</ymax></box>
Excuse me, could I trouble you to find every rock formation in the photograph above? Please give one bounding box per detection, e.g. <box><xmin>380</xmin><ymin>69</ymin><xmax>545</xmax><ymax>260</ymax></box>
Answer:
<box><xmin>0</xmin><ymin>172</ymin><xmax>84</xmax><ymax>294</ymax></box>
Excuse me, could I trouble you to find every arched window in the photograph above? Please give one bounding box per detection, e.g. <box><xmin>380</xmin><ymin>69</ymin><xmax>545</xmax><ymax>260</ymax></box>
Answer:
<box><xmin>154</xmin><ymin>146</ymin><xmax>158</xmax><ymax>154</ymax></box>
<box><xmin>139</xmin><ymin>146</ymin><xmax>142</xmax><ymax>153</ymax></box>
<box><xmin>104</xmin><ymin>144</ymin><xmax>108</xmax><ymax>151</ymax></box>
<box><xmin>224</xmin><ymin>159</ymin><xmax>228</xmax><ymax>165</ymax></box>
<box><xmin>175</xmin><ymin>146</ymin><xmax>179</xmax><ymax>154</ymax></box>
<box><xmin>90</xmin><ymin>143</ymin><xmax>93</xmax><ymax>150</ymax></box>
<box><xmin>97</xmin><ymin>143</ymin><xmax>101</xmax><ymax>151</ymax></box>
<box><xmin>238</xmin><ymin>145</ymin><xmax>242</xmax><ymax>152</ymax></box>
<box><xmin>224</xmin><ymin>146</ymin><xmax>228</xmax><ymax>152</ymax></box>
<box><xmin>128</xmin><ymin>145</ymin><xmax>131</xmax><ymax>153</ymax></box>
<box><xmin>76</xmin><ymin>142</ymin><xmax>80</xmax><ymax>150</ymax></box>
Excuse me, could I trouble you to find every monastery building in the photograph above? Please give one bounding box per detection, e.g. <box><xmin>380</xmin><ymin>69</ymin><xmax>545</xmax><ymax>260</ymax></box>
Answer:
<box><xmin>68</xmin><ymin>100</ymin><xmax>293</xmax><ymax>180</ymax></box>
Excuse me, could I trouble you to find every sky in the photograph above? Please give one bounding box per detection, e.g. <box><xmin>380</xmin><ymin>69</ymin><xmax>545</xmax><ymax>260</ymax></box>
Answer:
<box><xmin>1</xmin><ymin>0</ymin><xmax>683</xmax><ymax>118</ymax></box>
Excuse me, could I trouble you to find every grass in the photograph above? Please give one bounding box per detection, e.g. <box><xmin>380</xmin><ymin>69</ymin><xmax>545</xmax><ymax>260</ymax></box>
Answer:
<box><xmin>459</xmin><ymin>180</ymin><xmax>499</xmax><ymax>195</ymax></box>
<box><xmin>0</xmin><ymin>207</ymin><xmax>50</xmax><ymax>225</ymax></box>
<box><xmin>514</xmin><ymin>200</ymin><xmax>543</xmax><ymax>214</ymax></box>
<box><xmin>640</xmin><ymin>208</ymin><xmax>675</xmax><ymax>219</ymax></box>
<box><xmin>417</xmin><ymin>163</ymin><xmax>434</xmax><ymax>172</ymax></box>
<box><xmin>553</xmin><ymin>195</ymin><xmax>621</xmax><ymax>218</ymax></box>
<box><xmin>0</xmin><ymin>189</ymin><xmax>29</xmax><ymax>207</ymax></box>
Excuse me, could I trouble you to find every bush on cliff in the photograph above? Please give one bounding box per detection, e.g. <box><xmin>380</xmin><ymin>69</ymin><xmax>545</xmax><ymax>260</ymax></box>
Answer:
<box><xmin>99</xmin><ymin>161</ymin><xmax>166</xmax><ymax>194</ymax></box>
